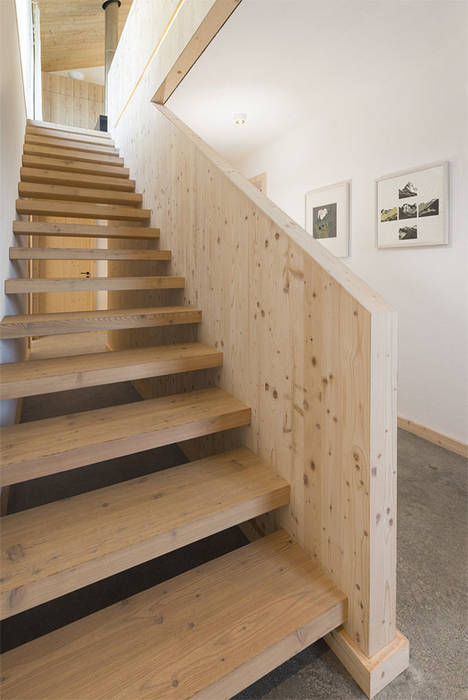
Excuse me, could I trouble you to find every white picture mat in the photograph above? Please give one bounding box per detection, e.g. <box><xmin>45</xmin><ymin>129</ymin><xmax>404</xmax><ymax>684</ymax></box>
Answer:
<box><xmin>305</xmin><ymin>180</ymin><xmax>350</xmax><ymax>258</ymax></box>
<box><xmin>376</xmin><ymin>162</ymin><xmax>448</xmax><ymax>248</ymax></box>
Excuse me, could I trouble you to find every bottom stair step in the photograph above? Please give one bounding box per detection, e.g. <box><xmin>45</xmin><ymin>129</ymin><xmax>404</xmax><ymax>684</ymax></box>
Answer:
<box><xmin>1</xmin><ymin>530</ymin><xmax>347</xmax><ymax>700</ymax></box>
<box><xmin>1</xmin><ymin>448</ymin><xmax>290</xmax><ymax>618</ymax></box>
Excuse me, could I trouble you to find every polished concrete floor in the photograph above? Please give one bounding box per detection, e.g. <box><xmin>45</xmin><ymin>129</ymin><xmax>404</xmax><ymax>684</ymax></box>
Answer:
<box><xmin>3</xmin><ymin>362</ymin><xmax>466</xmax><ymax>698</ymax></box>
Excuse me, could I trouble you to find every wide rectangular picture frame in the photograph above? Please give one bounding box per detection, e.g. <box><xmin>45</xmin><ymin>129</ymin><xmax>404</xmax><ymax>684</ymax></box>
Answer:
<box><xmin>305</xmin><ymin>180</ymin><xmax>350</xmax><ymax>258</ymax></box>
<box><xmin>376</xmin><ymin>161</ymin><xmax>449</xmax><ymax>248</ymax></box>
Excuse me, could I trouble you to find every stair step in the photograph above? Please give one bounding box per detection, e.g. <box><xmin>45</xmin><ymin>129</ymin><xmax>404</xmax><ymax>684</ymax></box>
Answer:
<box><xmin>26</xmin><ymin>125</ymin><xmax>114</xmax><ymax>147</ymax></box>
<box><xmin>20</xmin><ymin>166</ymin><xmax>136</xmax><ymax>191</ymax></box>
<box><xmin>1</xmin><ymin>530</ymin><xmax>346</xmax><ymax>699</ymax></box>
<box><xmin>25</xmin><ymin>134</ymin><xmax>119</xmax><ymax>156</ymax></box>
<box><xmin>0</xmin><ymin>342</ymin><xmax>222</xmax><ymax>399</ymax></box>
<box><xmin>6</xmin><ymin>276</ymin><xmax>185</xmax><ymax>294</ymax></box>
<box><xmin>1</xmin><ymin>448</ymin><xmax>289</xmax><ymax>618</ymax></box>
<box><xmin>27</xmin><ymin>119</ymin><xmax>113</xmax><ymax>140</ymax></box>
<box><xmin>10</xmin><ymin>247</ymin><xmax>171</xmax><ymax>262</ymax></box>
<box><xmin>13</xmin><ymin>220</ymin><xmax>160</xmax><ymax>240</ymax></box>
<box><xmin>18</xmin><ymin>181</ymin><xmax>142</xmax><ymax>206</ymax></box>
<box><xmin>16</xmin><ymin>198</ymin><xmax>151</xmax><ymax>221</ymax></box>
<box><xmin>23</xmin><ymin>154</ymin><xmax>130</xmax><ymax>178</ymax></box>
<box><xmin>0</xmin><ymin>388</ymin><xmax>250</xmax><ymax>485</ymax></box>
<box><xmin>23</xmin><ymin>143</ymin><xmax>124</xmax><ymax>166</ymax></box>
<box><xmin>0</xmin><ymin>305</ymin><xmax>201</xmax><ymax>339</ymax></box>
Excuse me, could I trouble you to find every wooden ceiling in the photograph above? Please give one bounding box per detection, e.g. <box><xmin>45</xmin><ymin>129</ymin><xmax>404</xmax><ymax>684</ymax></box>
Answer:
<box><xmin>38</xmin><ymin>0</ymin><xmax>133</xmax><ymax>72</ymax></box>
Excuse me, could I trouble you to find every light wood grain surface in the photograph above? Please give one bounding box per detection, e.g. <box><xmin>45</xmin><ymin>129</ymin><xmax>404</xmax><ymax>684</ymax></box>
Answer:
<box><xmin>0</xmin><ymin>342</ymin><xmax>222</xmax><ymax>399</ymax></box>
<box><xmin>0</xmin><ymin>388</ymin><xmax>251</xmax><ymax>485</ymax></box>
<box><xmin>1</xmin><ymin>530</ymin><xmax>346</xmax><ymax>700</ymax></box>
<box><xmin>13</xmin><ymin>221</ymin><xmax>160</xmax><ymax>239</ymax></box>
<box><xmin>0</xmin><ymin>305</ymin><xmax>201</xmax><ymax>339</ymax></box>
<box><xmin>1</xmin><ymin>448</ymin><xmax>289</xmax><ymax>618</ymax></box>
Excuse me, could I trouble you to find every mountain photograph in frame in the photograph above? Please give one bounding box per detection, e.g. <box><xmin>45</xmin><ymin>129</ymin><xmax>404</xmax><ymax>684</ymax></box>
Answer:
<box><xmin>376</xmin><ymin>162</ymin><xmax>448</xmax><ymax>248</ymax></box>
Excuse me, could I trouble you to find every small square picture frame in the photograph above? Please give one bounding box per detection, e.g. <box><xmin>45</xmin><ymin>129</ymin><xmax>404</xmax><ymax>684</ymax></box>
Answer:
<box><xmin>305</xmin><ymin>180</ymin><xmax>350</xmax><ymax>258</ymax></box>
<box><xmin>376</xmin><ymin>161</ymin><xmax>449</xmax><ymax>248</ymax></box>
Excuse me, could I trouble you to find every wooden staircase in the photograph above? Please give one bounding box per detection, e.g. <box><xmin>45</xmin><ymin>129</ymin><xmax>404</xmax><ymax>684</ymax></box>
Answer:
<box><xmin>0</xmin><ymin>120</ymin><xmax>347</xmax><ymax>699</ymax></box>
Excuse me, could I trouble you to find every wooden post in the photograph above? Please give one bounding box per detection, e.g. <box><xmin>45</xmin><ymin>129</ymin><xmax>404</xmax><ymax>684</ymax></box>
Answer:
<box><xmin>102</xmin><ymin>0</ymin><xmax>120</xmax><ymax>114</ymax></box>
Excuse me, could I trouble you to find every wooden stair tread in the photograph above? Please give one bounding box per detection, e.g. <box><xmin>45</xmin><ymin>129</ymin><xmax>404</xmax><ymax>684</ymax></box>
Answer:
<box><xmin>25</xmin><ymin>134</ymin><xmax>119</xmax><ymax>156</ymax></box>
<box><xmin>0</xmin><ymin>305</ymin><xmax>201</xmax><ymax>339</ymax></box>
<box><xmin>23</xmin><ymin>143</ymin><xmax>124</xmax><ymax>166</ymax></box>
<box><xmin>26</xmin><ymin>126</ymin><xmax>114</xmax><ymax>147</ymax></box>
<box><xmin>27</xmin><ymin>119</ymin><xmax>113</xmax><ymax>139</ymax></box>
<box><xmin>0</xmin><ymin>388</ymin><xmax>251</xmax><ymax>485</ymax></box>
<box><xmin>13</xmin><ymin>220</ymin><xmax>160</xmax><ymax>240</ymax></box>
<box><xmin>16</xmin><ymin>199</ymin><xmax>151</xmax><ymax>221</ymax></box>
<box><xmin>5</xmin><ymin>276</ymin><xmax>185</xmax><ymax>293</ymax></box>
<box><xmin>0</xmin><ymin>342</ymin><xmax>222</xmax><ymax>399</ymax></box>
<box><xmin>20</xmin><ymin>167</ymin><xmax>136</xmax><ymax>191</ymax></box>
<box><xmin>18</xmin><ymin>181</ymin><xmax>142</xmax><ymax>206</ymax></box>
<box><xmin>1</xmin><ymin>448</ymin><xmax>289</xmax><ymax>618</ymax></box>
<box><xmin>1</xmin><ymin>530</ymin><xmax>346</xmax><ymax>699</ymax></box>
<box><xmin>23</xmin><ymin>155</ymin><xmax>130</xmax><ymax>179</ymax></box>
<box><xmin>10</xmin><ymin>247</ymin><xmax>171</xmax><ymax>261</ymax></box>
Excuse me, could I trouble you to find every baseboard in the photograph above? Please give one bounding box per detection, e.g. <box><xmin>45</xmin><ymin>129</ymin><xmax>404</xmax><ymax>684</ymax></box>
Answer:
<box><xmin>326</xmin><ymin>627</ymin><xmax>409</xmax><ymax>698</ymax></box>
<box><xmin>398</xmin><ymin>416</ymin><xmax>468</xmax><ymax>458</ymax></box>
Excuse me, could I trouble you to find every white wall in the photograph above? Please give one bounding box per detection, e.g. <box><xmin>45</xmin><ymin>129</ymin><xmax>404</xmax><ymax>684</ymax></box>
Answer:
<box><xmin>0</xmin><ymin>0</ymin><xmax>29</xmax><ymax>426</ymax></box>
<box><xmin>236</xmin><ymin>2</ymin><xmax>468</xmax><ymax>443</ymax></box>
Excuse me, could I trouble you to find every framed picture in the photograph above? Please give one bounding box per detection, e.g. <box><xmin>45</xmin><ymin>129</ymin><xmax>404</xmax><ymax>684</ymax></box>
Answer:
<box><xmin>305</xmin><ymin>180</ymin><xmax>350</xmax><ymax>258</ymax></box>
<box><xmin>377</xmin><ymin>162</ymin><xmax>448</xmax><ymax>248</ymax></box>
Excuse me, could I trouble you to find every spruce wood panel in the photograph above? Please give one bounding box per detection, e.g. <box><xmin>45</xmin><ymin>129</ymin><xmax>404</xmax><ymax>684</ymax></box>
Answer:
<box><xmin>0</xmin><ymin>306</ymin><xmax>201</xmax><ymax>340</ymax></box>
<box><xmin>0</xmin><ymin>342</ymin><xmax>222</xmax><ymax>399</ymax></box>
<box><xmin>41</xmin><ymin>74</ymin><xmax>105</xmax><ymax>132</ymax></box>
<box><xmin>37</xmin><ymin>2</ymin><xmax>132</xmax><ymax>73</ymax></box>
<box><xmin>25</xmin><ymin>134</ymin><xmax>119</xmax><ymax>156</ymax></box>
<box><xmin>16</xmin><ymin>199</ymin><xmax>150</xmax><ymax>221</ymax></box>
<box><xmin>18</xmin><ymin>182</ymin><xmax>142</xmax><ymax>206</ymax></box>
<box><xmin>26</xmin><ymin>126</ymin><xmax>114</xmax><ymax>146</ymax></box>
<box><xmin>10</xmin><ymin>247</ymin><xmax>171</xmax><ymax>262</ymax></box>
<box><xmin>23</xmin><ymin>154</ymin><xmax>130</xmax><ymax>178</ymax></box>
<box><xmin>27</xmin><ymin>119</ymin><xmax>112</xmax><ymax>139</ymax></box>
<box><xmin>1</xmin><ymin>530</ymin><xmax>346</xmax><ymax>700</ymax></box>
<box><xmin>153</xmin><ymin>0</ymin><xmax>243</xmax><ymax>104</ymax></box>
<box><xmin>0</xmin><ymin>388</ymin><xmax>251</xmax><ymax>485</ymax></box>
<box><xmin>13</xmin><ymin>221</ymin><xmax>160</xmax><ymax>240</ymax></box>
<box><xmin>108</xmin><ymin>96</ymin><xmax>399</xmax><ymax>662</ymax></box>
<box><xmin>23</xmin><ymin>143</ymin><xmax>124</xmax><ymax>166</ymax></box>
<box><xmin>1</xmin><ymin>449</ymin><xmax>289</xmax><ymax>617</ymax></box>
<box><xmin>6</xmin><ymin>276</ymin><xmax>185</xmax><ymax>294</ymax></box>
<box><xmin>20</xmin><ymin>167</ymin><xmax>136</xmax><ymax>191</ymax></box>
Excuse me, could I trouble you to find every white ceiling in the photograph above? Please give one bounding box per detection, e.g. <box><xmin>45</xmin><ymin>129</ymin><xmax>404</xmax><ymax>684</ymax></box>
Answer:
<box><xmin>168</xmin><ymin>0</ymin><xmax>458</xmax><ymax>164</ymax></box>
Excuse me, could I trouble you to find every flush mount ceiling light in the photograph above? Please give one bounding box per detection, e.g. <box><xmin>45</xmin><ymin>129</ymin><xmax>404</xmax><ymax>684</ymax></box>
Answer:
<box><xmin>234</xmin><ymin>113</ymin><xmax>247</xmax><ymax>126</ymax></box>
<box><xmin>68</xmin><ymin>70</ymin><xmax>84</xmax><ymax>80</ymax></box>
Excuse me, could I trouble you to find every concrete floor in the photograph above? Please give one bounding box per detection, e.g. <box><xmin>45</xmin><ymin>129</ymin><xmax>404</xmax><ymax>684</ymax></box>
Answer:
<box><xmin>3</xmin><ymin>367</ymin><xmax>467</xmax><ymax>699</ymax></box>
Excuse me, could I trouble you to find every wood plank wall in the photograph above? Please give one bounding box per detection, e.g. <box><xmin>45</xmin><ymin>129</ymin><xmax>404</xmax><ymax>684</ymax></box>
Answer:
<box><xmin>107</xmin><ymin>0</ymin><xmax>399</xmax><ymax>662</ymax></box>
<box><xmin>41</xmin><ymin>72</ymin><xmax>104</xmax><ymax>130</ymax></box>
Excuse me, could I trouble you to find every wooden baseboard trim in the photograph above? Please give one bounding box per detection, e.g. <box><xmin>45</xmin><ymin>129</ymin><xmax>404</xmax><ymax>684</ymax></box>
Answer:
<box><xmin>325</xmin><ymin>627</ymin><xmax>409</xmax><ymax>698</ymax></box>
<box><xmin>398</xmin><ymin>416</ymin><xmax>468</xmax><ymax>458</ymax></box>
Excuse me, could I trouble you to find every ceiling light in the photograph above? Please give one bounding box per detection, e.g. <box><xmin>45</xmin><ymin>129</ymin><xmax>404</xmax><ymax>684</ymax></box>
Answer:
<box><xmin>68</xmin><ymin>70</ymin><xmax>84</xmax><ymax>80</ymax></box>
<box><xmin>234</xmin><ymin>113</ymin><xmax>247</xmax><ymax>126</ymax></box>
